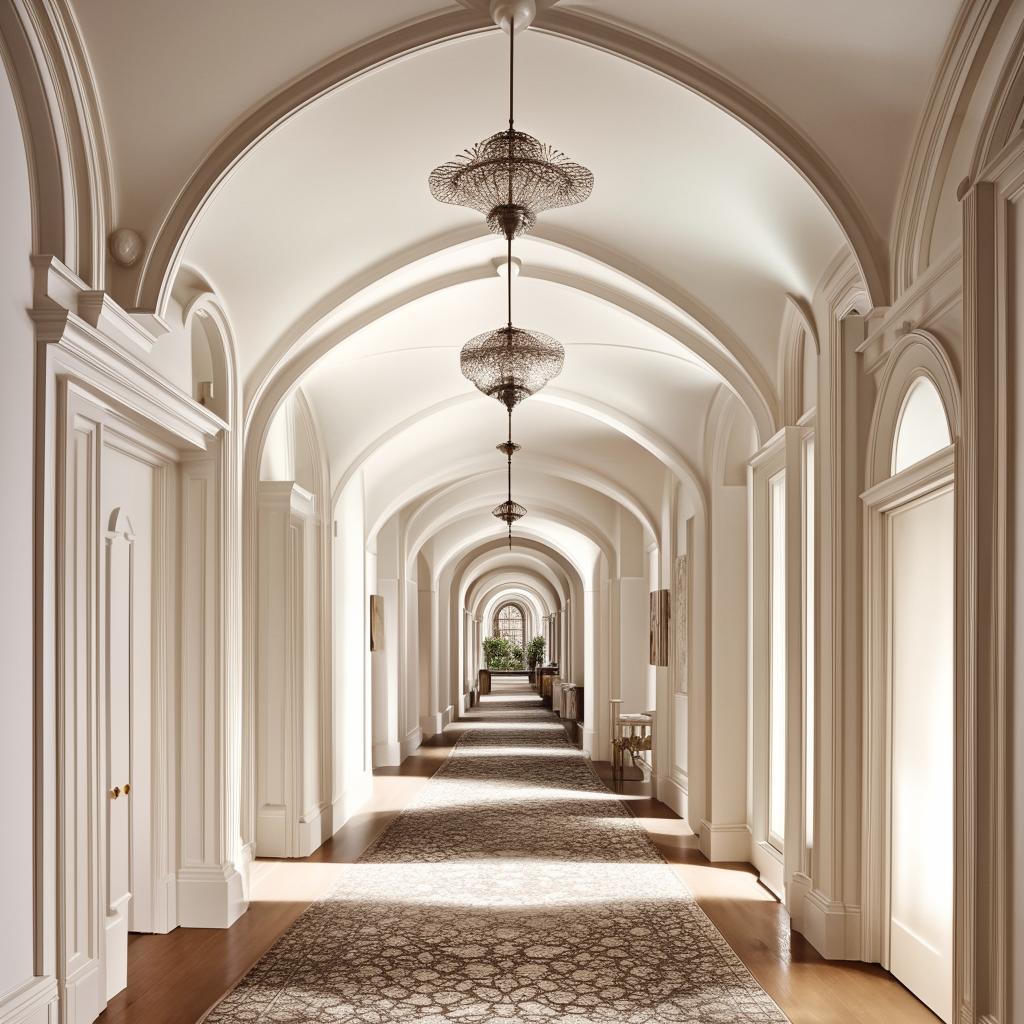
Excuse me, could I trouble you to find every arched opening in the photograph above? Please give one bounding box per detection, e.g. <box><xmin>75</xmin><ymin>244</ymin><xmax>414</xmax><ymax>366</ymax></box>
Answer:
<box><xmin>864</xmin><ymin>361</ymin><xmax>957</xmax><ymax>1022</ymax></box>
<box><xmin>493</xmin><ymin>600</ymin><xmax>526</xmax><ymax>650</ymax></box>
<box><xmin>891</xmin><ymin>375</ymin><xmax>952</xmax><ymax>474</ymax></box>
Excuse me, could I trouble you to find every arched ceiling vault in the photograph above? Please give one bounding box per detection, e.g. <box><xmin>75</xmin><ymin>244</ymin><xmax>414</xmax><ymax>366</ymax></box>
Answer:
<box><xmin>399</xmin><ymin>457</ymin><xmax>658</xmax><ymax>561</ymax></box>
<box><xmin>477</xmin><ymin>585</ymin><xmax>551</xmax><ymax>632</ymax></box>
<box><xmin>69</xmin><ymin>1</ymin><xmax>955</xmax><ymax>312</ymax></box>
<box><xmin>468</xmin><ymin>570</ymin><xmax>563</xmax><ymax>617</ymax></box>
<box><xmin>459</xmin><ymin>547</ymin><xmax>573</xmax><ymax>605</ymax></box>
<box><xmin>68</xmin><ymin>0</ymin><xmax>961</xmax><ymax>564</ymax></box>
<box><xmin>444</xmin><ymin>529</ymin><xmax>594</xmax><ymax>595</ymax></box>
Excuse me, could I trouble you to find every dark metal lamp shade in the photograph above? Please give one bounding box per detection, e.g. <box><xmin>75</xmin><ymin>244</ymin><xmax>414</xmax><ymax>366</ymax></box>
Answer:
<box><xmin>492</xmin><ymin>498</ymin><xmax>527</xmax><ymax>525</ymax></box>
<box><xmin>460</xmin><ymin>324</ymin><xmax>565</xmax><ymax>412</ymax></box>
<box><xmin>429</xmin><ymin>129</ymin><xmax>594</xmax><ymax>239</ymax></box>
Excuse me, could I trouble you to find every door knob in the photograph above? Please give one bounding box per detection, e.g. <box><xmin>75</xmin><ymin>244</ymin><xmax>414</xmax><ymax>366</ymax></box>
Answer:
<box><xmin>123</xmin><ymin>783</ymin><xmax>131</xmax><ymax>795</ymax></box>
<box><xmin>109</xmin><ymin>786</ymin><xmax>120</xmax><ymax>800</ymax></box>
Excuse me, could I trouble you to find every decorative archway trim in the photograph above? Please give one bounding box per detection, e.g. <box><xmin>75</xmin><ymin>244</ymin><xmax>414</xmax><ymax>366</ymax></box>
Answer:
<box><xmin>131</xmin><ymin>7</ymin><xmax>884</xmax><ymax>317</ymax></box>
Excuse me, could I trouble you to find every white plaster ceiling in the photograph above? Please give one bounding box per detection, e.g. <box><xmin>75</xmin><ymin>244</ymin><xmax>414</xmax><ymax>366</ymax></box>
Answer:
<box><xmin>72</xmin><ymin>0</ymin><xmax>960</xmax><ymax>248</ymax></box>
<box><xmin>183</xmin><ymin>28</ymin><xmax>845</xmax><ymax>389</ymax></box>
<box><xmin>562</xmin><ymin>0</ymin><xmax>962</xmax><ymax>237</ymax></box>
<box><xmin>67</xmin><ymin>0</ymin><xmax>963</xmax><ymax>565</ymax></box>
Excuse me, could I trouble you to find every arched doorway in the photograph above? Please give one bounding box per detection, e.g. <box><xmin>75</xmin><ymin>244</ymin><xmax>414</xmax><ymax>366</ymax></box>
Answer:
<box><xmin>864</xmin><ymin>367</ymin><xmax>956</xmax><ymax>1022</ymax></box>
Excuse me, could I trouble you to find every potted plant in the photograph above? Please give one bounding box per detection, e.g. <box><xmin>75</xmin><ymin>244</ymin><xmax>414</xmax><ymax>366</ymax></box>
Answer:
<box><xmin>527</xmin><ymin>635</ymin><xmax>546</xmax><ymax>670</ymax></box>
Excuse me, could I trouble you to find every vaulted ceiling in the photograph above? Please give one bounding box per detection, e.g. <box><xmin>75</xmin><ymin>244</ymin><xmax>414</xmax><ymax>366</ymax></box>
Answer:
<box><xmin>67</xmin><ymin>0</ymin><xmax>965</xmax><ymax>562</ymax></box>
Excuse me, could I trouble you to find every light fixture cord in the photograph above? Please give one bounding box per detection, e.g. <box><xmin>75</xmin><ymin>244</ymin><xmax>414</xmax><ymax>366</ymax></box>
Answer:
<box><xmin>507</xmin><ymin>407</ymin><xmax>514</xmax><ymax>548</ymax></box>
<box><xmin>506</xmin><ymin>23</ymin><xmax>516</xmax><ymax>550</ymax></box>
<box><xmin>506</xmin><ymin>25</ymin><xmax>514</xmax><ymax>326</ymax></box>
<box><xmin>508</xmin><ymin>21</ymin><xmax>515</xmax><ymax>132</ymax></box>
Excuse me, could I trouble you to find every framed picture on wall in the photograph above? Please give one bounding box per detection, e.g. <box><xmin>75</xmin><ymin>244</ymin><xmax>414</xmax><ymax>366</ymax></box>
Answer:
<box><xmin>369</xmin><ymin>594</ymin><xmax>384</xmax><ymax>652</ymax></box>
<box><xmin>650</xmin><ymin>589</ymin><xmax>671</xmax><ymax>667</ymax></box>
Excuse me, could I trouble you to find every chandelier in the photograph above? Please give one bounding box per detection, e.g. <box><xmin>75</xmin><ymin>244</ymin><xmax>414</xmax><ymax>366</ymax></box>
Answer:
<box><xmin>428</xmin><ymin>3</ymin><xmax>593</xmax><ymax>241</ymax></box>
<box><xmin>429</xmin><ymin>0</ymin><xmax>593</xmax><ymax>544</ymax></box>
<box><xmin>493</xmin><ymin>411</ymin><xmax>526</xmax><ymax>549</ymax></box>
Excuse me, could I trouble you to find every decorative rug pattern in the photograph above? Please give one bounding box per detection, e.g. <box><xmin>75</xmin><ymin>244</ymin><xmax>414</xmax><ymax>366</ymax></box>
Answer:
<box><xmin>204</xmin><ymin>682</ymin><xmax>788</xmax><ymax>1023</ymax></box>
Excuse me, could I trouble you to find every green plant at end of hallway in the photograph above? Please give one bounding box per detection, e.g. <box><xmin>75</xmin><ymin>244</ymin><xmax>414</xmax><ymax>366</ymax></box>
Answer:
<box><xmin>527</xmin><ymin>635</ymin><xmax>546</xmax><ymax>669</ymax></box>
<box><xmin>483</xmin><ymin>635</ymin><xmax>525</xmax><ymax>670</ymax></box>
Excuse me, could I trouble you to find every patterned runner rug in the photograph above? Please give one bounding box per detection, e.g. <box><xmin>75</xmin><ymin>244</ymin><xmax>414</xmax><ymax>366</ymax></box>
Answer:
<box><xmin>204</xmin><ymin>684</ymin><xmax>787</xmax><ymax>1023</ymax></box>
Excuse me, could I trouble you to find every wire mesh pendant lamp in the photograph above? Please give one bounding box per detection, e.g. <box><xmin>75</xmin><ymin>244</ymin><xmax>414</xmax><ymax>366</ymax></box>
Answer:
<box><xmin>493</xmin><ymin>410</ymin><xmax>526</xmax><ymax>548</ymax></box>
<box><xmin>428</xmin><ymin>0</ymin><xmax>593</xmax><ymax>544</ymax></box>
<box><xmin>428</xmin><ymin>3</ymin><xmax>593</xmax><ymax>241</ymax></box>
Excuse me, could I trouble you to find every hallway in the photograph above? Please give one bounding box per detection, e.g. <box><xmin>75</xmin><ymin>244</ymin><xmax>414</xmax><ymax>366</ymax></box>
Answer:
<box><xmin>219</xmin><ymin>680</ymin><xmax>789</xmax><ymax>1021</ymax></box>
<box><xmin>104</xmin><ymin>681</ymin><xmax>936</xmax><ymax>1024</ymax></box>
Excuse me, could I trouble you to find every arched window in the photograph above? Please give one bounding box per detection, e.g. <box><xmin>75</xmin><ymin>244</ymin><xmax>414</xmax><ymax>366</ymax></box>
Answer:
<box><xmin>891</xmin><ymin>376</ymin><xmax>951</xmax><ymax>475</ymax></box>
<box><xmin>494</xmin><ymin>602</ymin><xmax>525</xmax><ymax>649</ymax></box>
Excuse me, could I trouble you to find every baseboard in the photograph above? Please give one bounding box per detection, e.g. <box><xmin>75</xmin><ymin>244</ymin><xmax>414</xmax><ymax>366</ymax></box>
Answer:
<box><xmin>104</xmin><ymin>892</ymin><xmax>130</xmax><ymax>999</ymax></box>
<box><xmin>419</xmin><ymin>711</ymin><xmax>444</xmax><ymax>738</ymax></box>
<box><xmin>0</xmin><ymin>976</ymin><xmax>59</xmax><ymax>1024</ymax></box>
<box><xmin>177</xmin><ymin>863</ymin><xmax>248</xmax><ymax>929</ymax></box>
<box><xmin>297</xmin><ymin>802</ymin><xmax>331</xmax><ymax>858</ymax></box>
<box><xmin>400</xmin><ymin>727</ymin><xmax>423</xmax><ymax>760</ymax></box>
<box><xmin>750</xmin><ymin>839</ymin><xmax>784</xmax><ymax>899</ymax></box>
<box><xmin>802</xmin><ymin>888</ymin><xmax>862</xmax><ymax>960</ymax></box>
<box><xmin>787</xmin><ymin>871</ymin><xmax>813</xmax><ymax>929</ymax></box>
<box><xmin>441</xmin><ymin>704</ymin><xmax>454</xmax><ymax>728</ymax></box>
<box><xmin>152</xmin><ymin>870</ymin><xmax>178</xmax><ymax>933</ymax></box>
<box><xmin>655</xmin><ymin>773</ymin><xmax>688</xmax><ymax>819</ymax></box>
<box><xmin>372</xmin><ymin>740</ymin><xmax>402</xmax><ymax>768</ymax></box>
<box><xmin>329</xmin><ymin>772</ymin><xmax>374</xmax><ymax>837</ymax></box>
<box><xmin>698</xmin><ymin>820</ymin><xmax>750</xmax><ymax>862</ymax></box>
<box><xmin>237</xmin><ymin>841</ymin><xmax>256</xmax><ymax>903</ymax></box>
<box><xmin>582</xmin><ymin>727</ymin><xmax>596</xmax><ymax>758</ymax></box>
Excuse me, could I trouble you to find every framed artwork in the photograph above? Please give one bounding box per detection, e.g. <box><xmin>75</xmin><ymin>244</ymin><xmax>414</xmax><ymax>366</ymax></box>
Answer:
<box><xmin>674</xmin><ymin>555</ymin><xmax>688</xmax><ymax>692</ymax></box>
<box><xmin>650</xmin><ymin>589</ymin><xmax>671</xmax><ymax>667</ymax></box>
<box><xmin>369</xmin><ymin>594</ymin><xmax>384</xmax><ymax>652</ymax></box>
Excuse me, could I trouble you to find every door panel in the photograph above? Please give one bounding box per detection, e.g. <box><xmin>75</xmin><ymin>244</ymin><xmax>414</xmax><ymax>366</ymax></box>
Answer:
<box><xmin>888</xmin><ymin>487</ymin><xmax>954</xmax><ymax>1023</ymax></box>
<box><xmin>102</xmin><ymin>444</ymin><xmax>157</xmax><ymax>1004</ymax></box>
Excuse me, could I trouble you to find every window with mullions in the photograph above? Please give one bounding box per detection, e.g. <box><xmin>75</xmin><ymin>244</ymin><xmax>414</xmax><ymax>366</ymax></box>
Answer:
<box><xmin>494</xmin><ymin>603</ymin><xmax>525</xmax><ymax>649</ymax></box>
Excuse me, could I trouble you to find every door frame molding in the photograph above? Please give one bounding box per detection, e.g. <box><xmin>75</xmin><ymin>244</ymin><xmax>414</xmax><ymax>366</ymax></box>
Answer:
<box><xmin>861</xmin><ymin>445</ymin><xmax>955</xmax><ymax>973</ymax></box>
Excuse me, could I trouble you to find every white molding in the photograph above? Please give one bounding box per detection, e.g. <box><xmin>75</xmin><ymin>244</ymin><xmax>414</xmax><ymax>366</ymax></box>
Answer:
<box><xmin>400</xmin><ymin>727</ymin><xmax>423</xmax><ymax>760</ymax></box>
<box><xmin>0</xmin><ymin>977</ymin><xmax>59</xmax><ymax>1024</ymax></box>
<box><xmin>655</xmin><ymin>772</ymin><xmax>687</xmax><ymax>820</ymax></box>
<box><xmin>751</xmin><ymin>840</ymin><xmax>785</xmax><ymax>901</ymax></box>
<box><xmin>803</xmin><ymin>889</ymin><xmax>862</xmax><ymax>960</ymax></box>
<box><xmin>176</xmin><ymin>865</ymin><xmax>246</xmax><ymax>930</ymax></box>
<box><xmin>698</xmin><ymin>821</ymin><xmax>750</xmax><ymax>863</ymax></box>
<box><xmin>419</xmin><ymin>712</ymin><xmax>444</xmax><ymax>738</ymax></box>
<box><xmin>372</xmin><ymin>741</ymin><xmax>402</xmax><ymax>768</ymax></box>
<box><xmin>860</xmin><ymin>451</ymin><xmax>955</xmax><ymax>972</ymax></box>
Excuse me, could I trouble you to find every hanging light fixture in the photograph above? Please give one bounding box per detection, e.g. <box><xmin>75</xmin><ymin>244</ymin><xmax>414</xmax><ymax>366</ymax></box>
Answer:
<box><xmin>428</xmin><ymin>0</ymin><xmax>593</xmax><ymax>544</ymax></box>
<box><xmin>428</xmin><ymin>2</ymin><xmax>593</xmax><ymax>241</ymax></box>
<box><xmin>492</xmin><ymin>409</ymin><xmax>526</xmax><ymax>549</ymax></box>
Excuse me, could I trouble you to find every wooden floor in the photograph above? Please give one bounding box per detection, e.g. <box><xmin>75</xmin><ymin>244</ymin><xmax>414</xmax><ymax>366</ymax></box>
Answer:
<box><xmin>100</xmin><ymin>720</ymin><xmax>938</xmax><ymax>1024</ymax></box>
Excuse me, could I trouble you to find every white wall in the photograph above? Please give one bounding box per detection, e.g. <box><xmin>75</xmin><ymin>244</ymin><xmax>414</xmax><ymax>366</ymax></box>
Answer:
<box><xmin>334</xmin><ymin>475</ymin><xmax>370</xmax><ymax>795</ymax></box>
<box><xmin>0</xmin><ymin>57</ymin><xmax>37</xmax><ymax>998</ymax></box>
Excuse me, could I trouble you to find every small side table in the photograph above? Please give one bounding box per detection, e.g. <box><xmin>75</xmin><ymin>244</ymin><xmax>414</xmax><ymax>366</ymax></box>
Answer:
<box><xmin>610</xmin><ymin>699</ymin><xmax>654</xmax><ymax>788</ymax></box>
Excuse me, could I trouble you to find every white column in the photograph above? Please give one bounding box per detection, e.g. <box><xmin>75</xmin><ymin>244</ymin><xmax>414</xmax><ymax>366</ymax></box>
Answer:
<box><xmin>177</xmin><ymin>446</ymin><xmax>247</xmax><ymax>928</ymax></box>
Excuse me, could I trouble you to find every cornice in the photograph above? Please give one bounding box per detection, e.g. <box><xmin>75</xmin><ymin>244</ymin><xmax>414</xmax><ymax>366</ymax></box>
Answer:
<box><xmin>31</xmin><ymin>256</ymin><xmax>226</xmax><ymax>449</ymax></box>
<box><xmin>891</xmin><ymin>0</ymin><xmax>1009</xmax><ymax>298</ymax></box>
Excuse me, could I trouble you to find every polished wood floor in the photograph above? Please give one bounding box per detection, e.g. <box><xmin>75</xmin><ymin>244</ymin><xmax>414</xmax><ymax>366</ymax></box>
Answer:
<box><xmin>100</xmin><ymin>719</ymin><xmax>938</xmax><ymax>1024</ymax></box>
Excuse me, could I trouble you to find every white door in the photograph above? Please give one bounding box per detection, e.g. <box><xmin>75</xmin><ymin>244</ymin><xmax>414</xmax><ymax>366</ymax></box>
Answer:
<box><xmin>887</xmin><ymin>486</ymin><xmax>954</xmax><ymax>1022</ymax></box>
<box><xmin>102</xmin><ymin>445</ymin><xmax>157</xmax><ymax>1003</ymax></box>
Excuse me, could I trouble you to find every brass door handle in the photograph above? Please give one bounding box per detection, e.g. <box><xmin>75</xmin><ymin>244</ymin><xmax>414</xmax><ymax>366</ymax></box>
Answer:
<box><xmin>110</xmin><ymin>786</ymin><xmax>120</xmax><ymax>800</ymax></box>
<box><xmin>123</xmin><ymin>783</ymin><xmax>131</xmax><ymax>795</ymax></box>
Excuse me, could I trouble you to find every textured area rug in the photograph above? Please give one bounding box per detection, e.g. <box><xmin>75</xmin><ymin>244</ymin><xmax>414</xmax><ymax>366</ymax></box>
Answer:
<box><xmin>204</xmin><ymin>682</ymin><xmax>788</xmax><ymax>1023</ymax></box>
